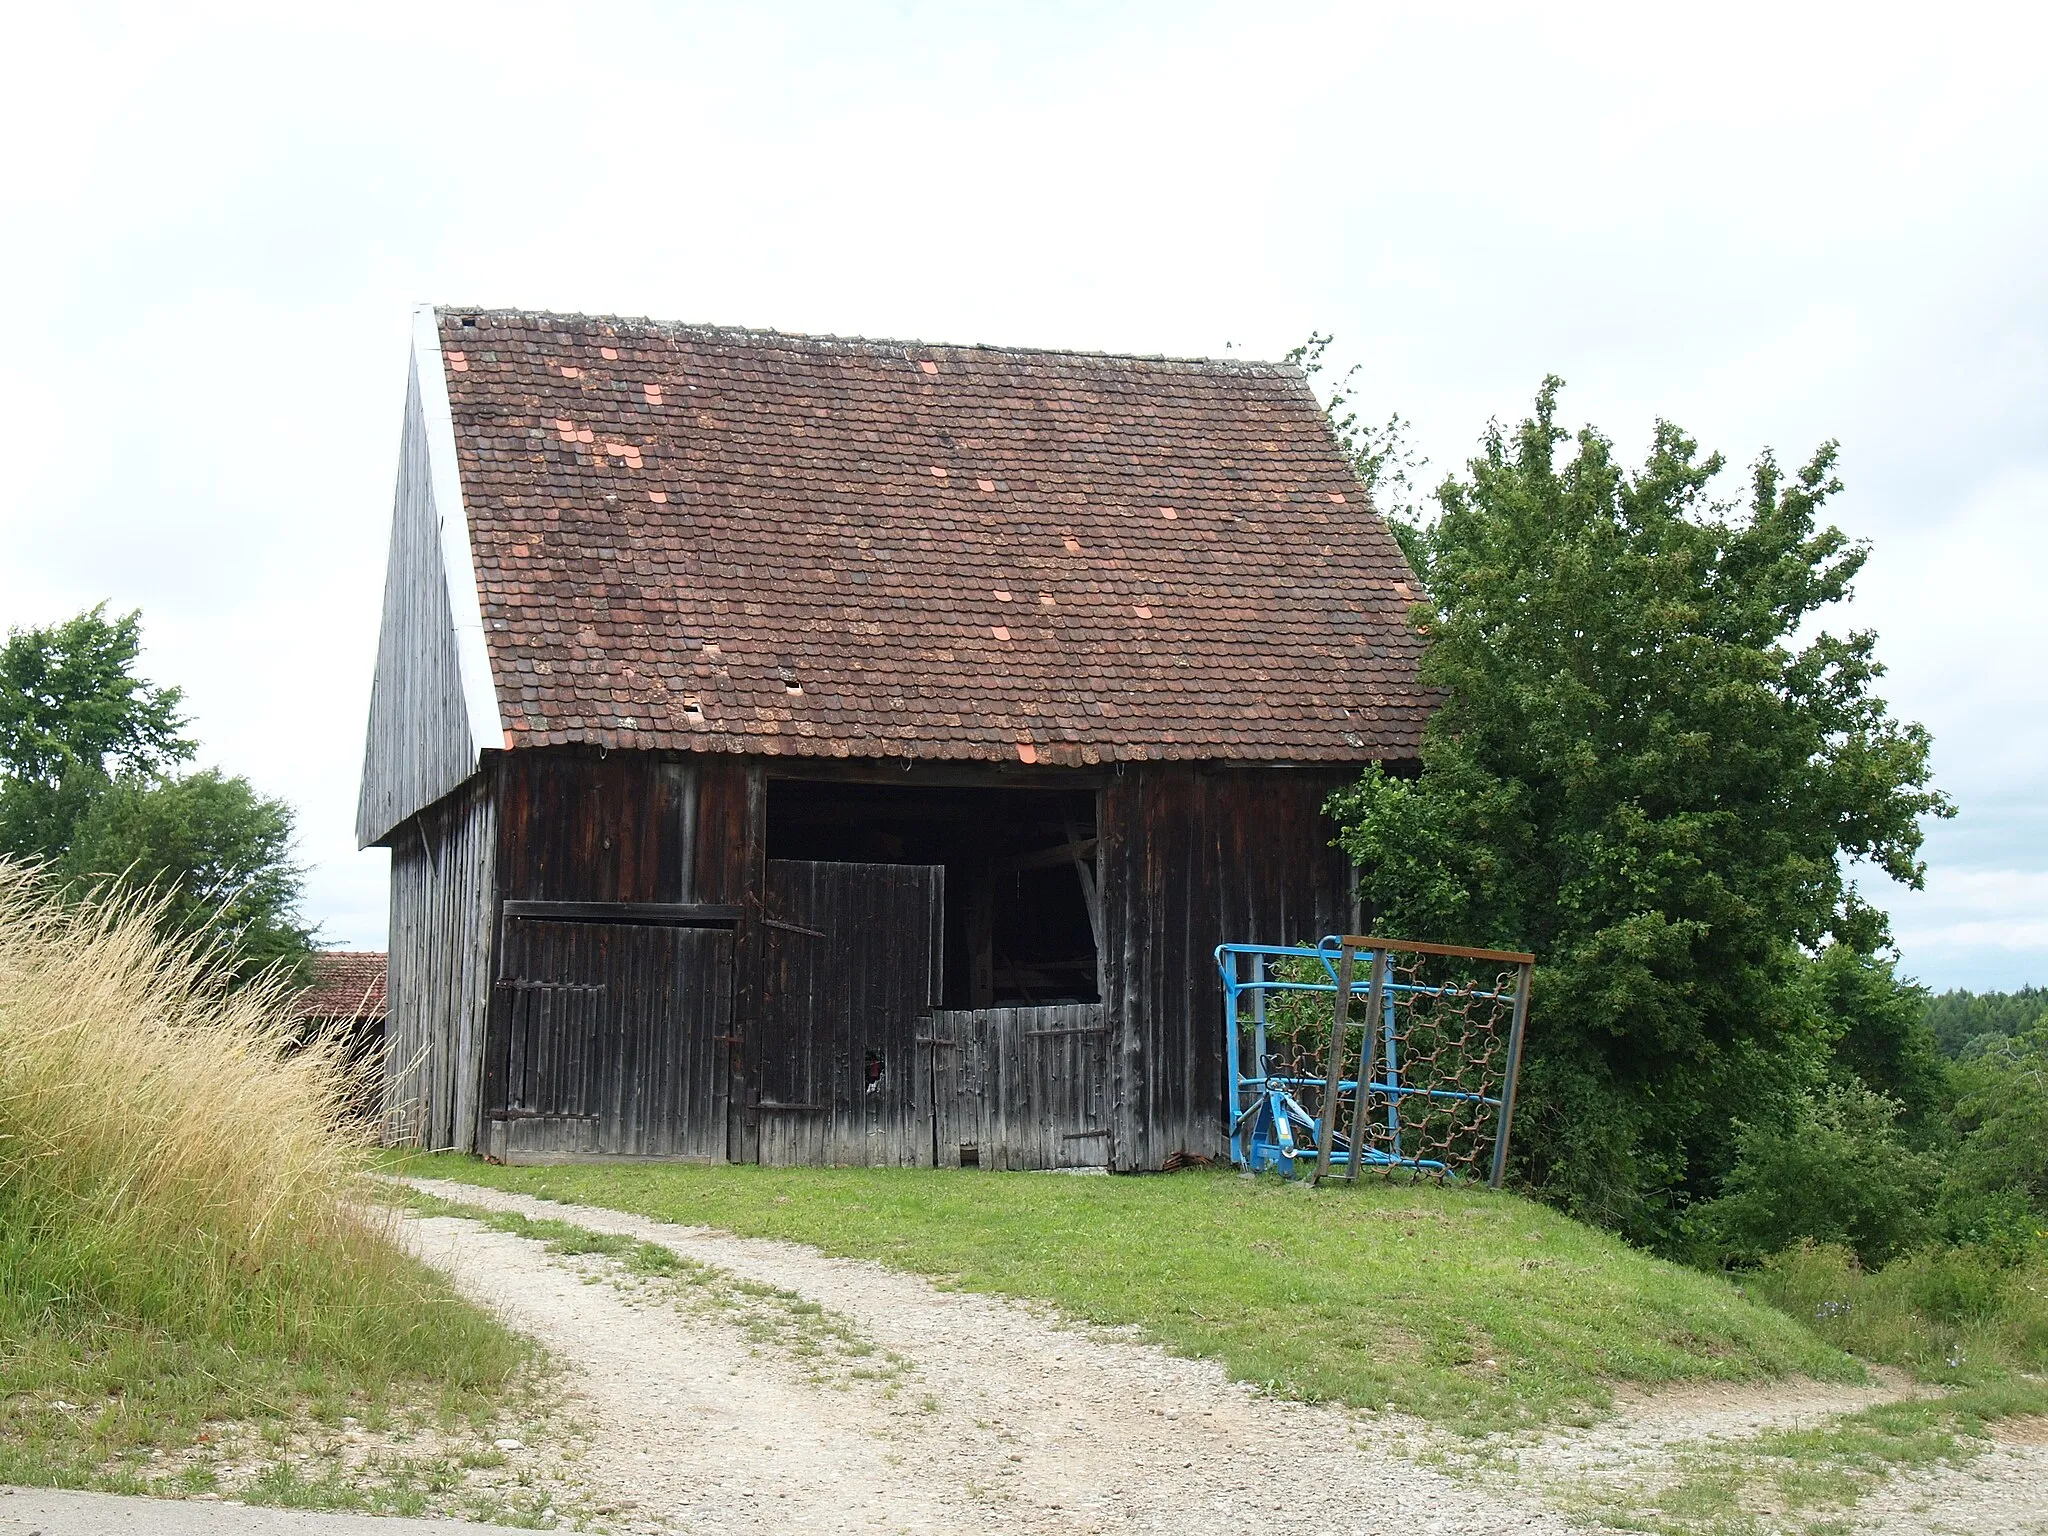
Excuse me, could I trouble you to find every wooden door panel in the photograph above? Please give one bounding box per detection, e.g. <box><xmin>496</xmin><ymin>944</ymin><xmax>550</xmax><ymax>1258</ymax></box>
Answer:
<box><xmin>755</xmin><ymin>860</ymin><xmax>944</xmax><ymax>1167</ymax></box>
<box><xmin>489</xmin><ymin>917</ymin><xmax>732</xmax><ymax>1160</ymax></box>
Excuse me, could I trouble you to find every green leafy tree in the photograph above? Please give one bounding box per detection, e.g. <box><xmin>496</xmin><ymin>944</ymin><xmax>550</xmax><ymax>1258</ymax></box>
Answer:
<box><xmin>1924</xmin><ymin>987</ymin><xmax>2048</xmax><ymax>1058</ymax></box>
<box><xmin>1944</xmin><ymin>1025</ymin><xmax>2048</xmax><ymax>1212</ymax></box>
<box><xmin>0</xmin><ymin>605</ymin><xmax>193</xmax><ymax>860</ymax></box>
<box><xmin>59</xmin><ymin>770</ymin><xmax>318</xmax><ymax>987</ymax></box>
<box><xmin>0</xmin><ymin>605</ymin><xmax>315</xmax><ymax>985</ymax></box>
<box><xmin>1289</xmin><ymin>333</ymin><xmax>1430</xmax><ymax>571</ymax></box>
<box><xmin>1805</xmin><ymin>944</ymin><xmax>1945</xmax><ymax>1132</ymax></box>
<box><xmin>1328</xmin><ymin>380</ymin><xmax>1952</xmax><ymax>1242</ymax></box>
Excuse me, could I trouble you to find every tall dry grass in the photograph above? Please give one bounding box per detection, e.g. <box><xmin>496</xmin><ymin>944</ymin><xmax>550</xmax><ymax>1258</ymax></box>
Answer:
<box><xmin>0</xmin><ymin>859</ymin><xmax>515</xmax><ymax>1383</ymax></box>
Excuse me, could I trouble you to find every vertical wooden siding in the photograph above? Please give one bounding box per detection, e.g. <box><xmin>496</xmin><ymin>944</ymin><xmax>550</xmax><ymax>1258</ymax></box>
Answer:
<box><xmin>383</xmin><ymin>776</ymin><xmax>498</xmax><ymax>1151</ymax></box>
<box><xmin>483</xmin><ymin>750</ymin><xmax>762</xmax><ymax>1160</ymax></box>
<box><xmin>357</xmin><ymin>359</ymin><xmax>479</xmax><ymax>848</ymax></box>
<box><xmin>754</xmin><ymin>859</ymin><xmax>943</xmax><ymax>1167</ymax></box>
<box><xmin>487</xmin><ymin>916</ymin><xmax>732</xmax><ymax>1160</ymax></box>
<box><xmin>923</xmin><ymin>1004</ymin><xmax>1112</xmax><ymax>1169</ymax></box>
<box><xmin>1100</xmin><ymin>765</ymin><xmax>1352</xmax><ymax>1171</ymax></box>
<box><xmin>496</xmin><ymin>751</ymin><xmax>698</xmax><ymax>903</ymax></box>
<box><xmin>469</xmin><ymin>748</ymin><xmax>1354</xmax><ymax>1171</ymax></box>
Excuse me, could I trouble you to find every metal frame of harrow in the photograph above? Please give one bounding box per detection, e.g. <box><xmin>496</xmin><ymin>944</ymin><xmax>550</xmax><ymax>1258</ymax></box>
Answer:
<box><xmin>1217</xmin><ymin>935</ymin><xmax>1534</xmax><ymax>1187</ymax></box>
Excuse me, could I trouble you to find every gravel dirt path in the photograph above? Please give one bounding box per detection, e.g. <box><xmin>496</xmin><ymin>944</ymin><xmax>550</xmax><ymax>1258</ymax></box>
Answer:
<box><xmin>0</xmin><ymin>1486</ymin><xmax>510</xmax><ymax>1535</ymax></box>
<box><xmin>400</xmin><ymin>1177</ymin><xmax>1572</xmax><ymax>1535</ymax></box>
<box><xmin>398</xmin><ymin>1178</ymin><xmax>2048</xmax><ymax>1534</ymax></box>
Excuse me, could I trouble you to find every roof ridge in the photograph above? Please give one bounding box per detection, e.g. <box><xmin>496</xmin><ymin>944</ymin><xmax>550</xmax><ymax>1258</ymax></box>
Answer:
<box><xmin>432</xmin><ymin>306</ymin><xmax>1304</xmax><ymax>378</ymax></box>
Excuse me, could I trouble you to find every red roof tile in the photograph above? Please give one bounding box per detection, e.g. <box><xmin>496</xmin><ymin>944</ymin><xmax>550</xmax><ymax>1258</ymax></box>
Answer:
<box><xmin>442</xmin><ymin>309</ymin><xmax>1429</xmax><ymax>765</ymax></box>
<box><xmin>296</xmin><ymin>951</ymin><xmax>387</xmax><ymax>1021</ymax></box>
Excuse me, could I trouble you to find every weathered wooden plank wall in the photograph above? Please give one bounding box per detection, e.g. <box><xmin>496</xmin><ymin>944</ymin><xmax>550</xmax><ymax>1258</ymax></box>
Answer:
<box><xmin>383</xmin><ymin>775</ymin><xmax>498</xmax><ymax>1150</ymax></box>
<box><xmin>754</xmin><ymin>859</ymin><xmax>943</xmax><ymax>1167</ymax></box>
<box><xmin>451</xmin><ymin>747</ymin><xmax>1357</xmax><ymax>1170</ymax></box>
<box><xmin>923</xmin><ymin>1004</ymin><xmax>1111</xmax><ymax>1169</ymax></box>
<box><xmin>484</xmin><ymin>916</ymin><xmax>732</xmax><ymax>1162</ymax></box>
<box><xmin>480</xmin><ymin>751</ymin><xmax>756</xmax><ymax>1161</ymax></box>
<box><xmin>357</xmin><ymin>359</ymin><xmax>479</xmax><ymax>849</ymax></box>
<box><xmin>701</xmin><ymin>760</ymin><xmax>765</xmax><ymax>1163</ymax></box>
<box><xmin>1100</xmin><ymin>765</ymin><xmax>1352</xmax><ymax>1171</ymax></box>
<box><xmin>496</xmin><ymin>750</ymin><xmax>697</xmax><ymax>903</ymax></box>
<box><xmin>692</xmin><ymin>757</ymin><xmax>760</xmax><ymax>906</ymax></box>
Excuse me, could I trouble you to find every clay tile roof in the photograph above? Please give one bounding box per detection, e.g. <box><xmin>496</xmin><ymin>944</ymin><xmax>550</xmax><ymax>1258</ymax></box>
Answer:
<box><xmin>441</xmin><ymin>308</ymin><xmax>1430</xmax><ymax>766</ymax></box>
<box><xmin>295</xmin><ymin>951</ymin><xmax>388</xmax><ymax>1022</ymax></box>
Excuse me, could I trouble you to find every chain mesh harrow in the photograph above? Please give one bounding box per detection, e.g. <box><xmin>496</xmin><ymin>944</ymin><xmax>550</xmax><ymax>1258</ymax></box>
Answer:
<box><xmin>1218</xmin><ymin>936</ymin><xmax>1533</xmax><ymax>1184</ymax></box>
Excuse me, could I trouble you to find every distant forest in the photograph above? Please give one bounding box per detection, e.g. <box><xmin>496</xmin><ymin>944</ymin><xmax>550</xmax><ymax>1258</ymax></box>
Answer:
<box><xmin>1927</xmin><ymin>986</ymin><xmax>2048</xmax><ymax>1057</ymax></box>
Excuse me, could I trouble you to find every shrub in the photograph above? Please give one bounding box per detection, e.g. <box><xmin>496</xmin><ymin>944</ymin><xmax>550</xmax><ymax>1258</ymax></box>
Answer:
<box><xmin>1753</xmin><ymin>1241</ymin><xmax>2048</xmax><ymax>1382</ymax></box>
<box><xmin>1686</xmin><ymin>1085</ymin><xmax>1939</xmax><ymax>1268</ymax></box>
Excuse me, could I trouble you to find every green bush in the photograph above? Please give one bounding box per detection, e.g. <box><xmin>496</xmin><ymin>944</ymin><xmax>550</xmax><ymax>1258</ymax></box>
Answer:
<box><xmin>1686</xmin><ymin>1086</ymin><xmax>1939</xmax><ymax>1268</ymax></box>
<box><xmin>1936</xmin><ymin>1185</ymin><xmax>2044</xmax><ymax>1262</ymax></box>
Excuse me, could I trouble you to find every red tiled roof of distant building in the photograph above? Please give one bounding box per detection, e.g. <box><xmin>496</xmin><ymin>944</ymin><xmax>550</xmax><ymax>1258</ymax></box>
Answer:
<box><xmin>296</xmin><ymin>951</ymin><xmax>387</xmax><ymax>1021</ymax></box>
<box><xmin>439</xmin><ymin>309</ymin><xmax>1430</xmax><ymax>766</ymax></box>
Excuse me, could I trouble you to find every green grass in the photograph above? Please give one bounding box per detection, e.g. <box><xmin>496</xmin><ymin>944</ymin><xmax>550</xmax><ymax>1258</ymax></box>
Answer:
<box><xmin>0</xmin><ymin>1240</ymin><xmax>535</xmax><ymax>1497</ymax></box>
<box><xmin>392</xmin><ymin>1154</ymin><xmax>1855</xmax><ymax>1432</ymax></box>
<box><xmin>1538</xmin><ymin>1380</ymin><xmax>2048</xmax><ymax>1536</ymax></box>
<box><xmin>1750</xmin><ymin>1241</ymin><xmax>2048</xmax><ymax>1386</ymax></box>
<box><xmin>397</xmin><ymin>1188</ymin><xmax>912</xmax><ymax>1390</ymax></box>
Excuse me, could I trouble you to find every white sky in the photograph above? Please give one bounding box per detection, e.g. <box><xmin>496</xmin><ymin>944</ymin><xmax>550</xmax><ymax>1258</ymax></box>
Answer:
<box><xmin>2</xmin><ymin>2</ymin><xmax>2042</xmax><ymax>991</ymax></box>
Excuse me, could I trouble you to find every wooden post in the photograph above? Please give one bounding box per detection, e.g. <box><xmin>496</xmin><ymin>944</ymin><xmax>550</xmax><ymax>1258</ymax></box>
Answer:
<box><xmin>1344</xmin><ymin>947</ymin><xmax>1387</xmax><ymax>1181</ymax></box>
<box><xmin>1312</xmin><ymin>941</ymin><xmax>1356</xmax><ymax>1185</ymax></box>
<box><xmin>1489</xmin><ymin>960</ymin><xmax>1533</xmax><ymax>1190</ymax></box>
<box><xmin>1062</xmin><ymin>812</ymin><xmax>1104</xmax><ymax>959</ymax></box>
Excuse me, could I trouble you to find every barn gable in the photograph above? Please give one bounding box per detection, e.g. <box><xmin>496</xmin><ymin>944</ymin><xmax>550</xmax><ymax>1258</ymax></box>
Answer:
<box><xmin>356</xmin><ymin>306</ymin><xmax>504</xmax><ymax>848</ymax></box>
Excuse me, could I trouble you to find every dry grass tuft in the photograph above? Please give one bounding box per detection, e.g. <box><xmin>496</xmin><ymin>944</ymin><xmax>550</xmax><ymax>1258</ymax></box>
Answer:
<box><xmin>0</xmin><ymin>859</ymin><xmax>527</xmax><ymax>1491</ymax></box>
<box><xmin>1</xmin><ymin>862</ymin><xmax>362</xmax><ymax>1264</ymax></box>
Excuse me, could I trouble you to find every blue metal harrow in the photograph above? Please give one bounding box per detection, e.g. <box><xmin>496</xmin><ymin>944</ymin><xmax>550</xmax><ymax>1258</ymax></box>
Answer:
<box><xmin>1216</xmin><ymin>935</ymin><xmax>1533</xmax><ymax>1187</ymax></box>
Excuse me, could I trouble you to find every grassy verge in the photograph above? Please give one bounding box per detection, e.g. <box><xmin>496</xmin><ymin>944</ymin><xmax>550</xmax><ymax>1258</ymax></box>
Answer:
<box><xmin>1750</xmin><ymin>1241</ymin><xmax>2048</xmax><ymax>1387</ymax></box>
<box><xmin>390</xmin><ymin>1153</ymin><xmax>1853</xmax><ymax>1433</ymax></box>
<box><xmin>0</xmin><ymin>866</ymin><xmax>543</xmax><ymax>1515</ymax></box>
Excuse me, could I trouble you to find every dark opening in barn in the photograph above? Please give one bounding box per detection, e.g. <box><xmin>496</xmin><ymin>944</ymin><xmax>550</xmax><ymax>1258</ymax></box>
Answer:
<box><xmin>766</xmin><ymin>780</ymin><xmax>1101</xmax><ymax>1007</ymax></box>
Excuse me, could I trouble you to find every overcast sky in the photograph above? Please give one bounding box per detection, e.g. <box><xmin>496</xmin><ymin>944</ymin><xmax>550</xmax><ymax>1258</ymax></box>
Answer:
<box><xmin>2</xmin><ymin>3</ymin><xmax>2042</xmax><ymax>990</ymax></box>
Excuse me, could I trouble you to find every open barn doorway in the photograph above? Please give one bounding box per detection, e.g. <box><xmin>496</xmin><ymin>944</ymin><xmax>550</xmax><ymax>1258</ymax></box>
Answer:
<box><xmin>766</xmin><ymin>779</ymin><xmax>1101</xmax><ymax>1007</ymax></box>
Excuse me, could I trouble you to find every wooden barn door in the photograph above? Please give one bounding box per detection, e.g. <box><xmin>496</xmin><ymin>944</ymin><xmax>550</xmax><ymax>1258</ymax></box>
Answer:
<box><xmin>487</xmin><ymin>917</ymin><xmax>732</xmax><ymax>1160</ymax></box>
<box><xmin>753</xmin><ymin>860</ymin><xmax>944</xmax><ymax>1166</ymax></box>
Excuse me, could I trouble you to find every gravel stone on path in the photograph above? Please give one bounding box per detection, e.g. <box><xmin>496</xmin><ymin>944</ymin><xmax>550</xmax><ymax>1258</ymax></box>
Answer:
<box><xmin>399</xmin><ymin>1178</ymin><xmax>2048</xmax><ymax>1534</ymax></box>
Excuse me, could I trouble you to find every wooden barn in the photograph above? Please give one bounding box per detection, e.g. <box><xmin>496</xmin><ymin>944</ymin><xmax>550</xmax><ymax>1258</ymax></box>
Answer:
<box><xmin>357</xmin><ymin>306</ymin><xmax>1428</xmax><ymax>1169</ymax></box>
